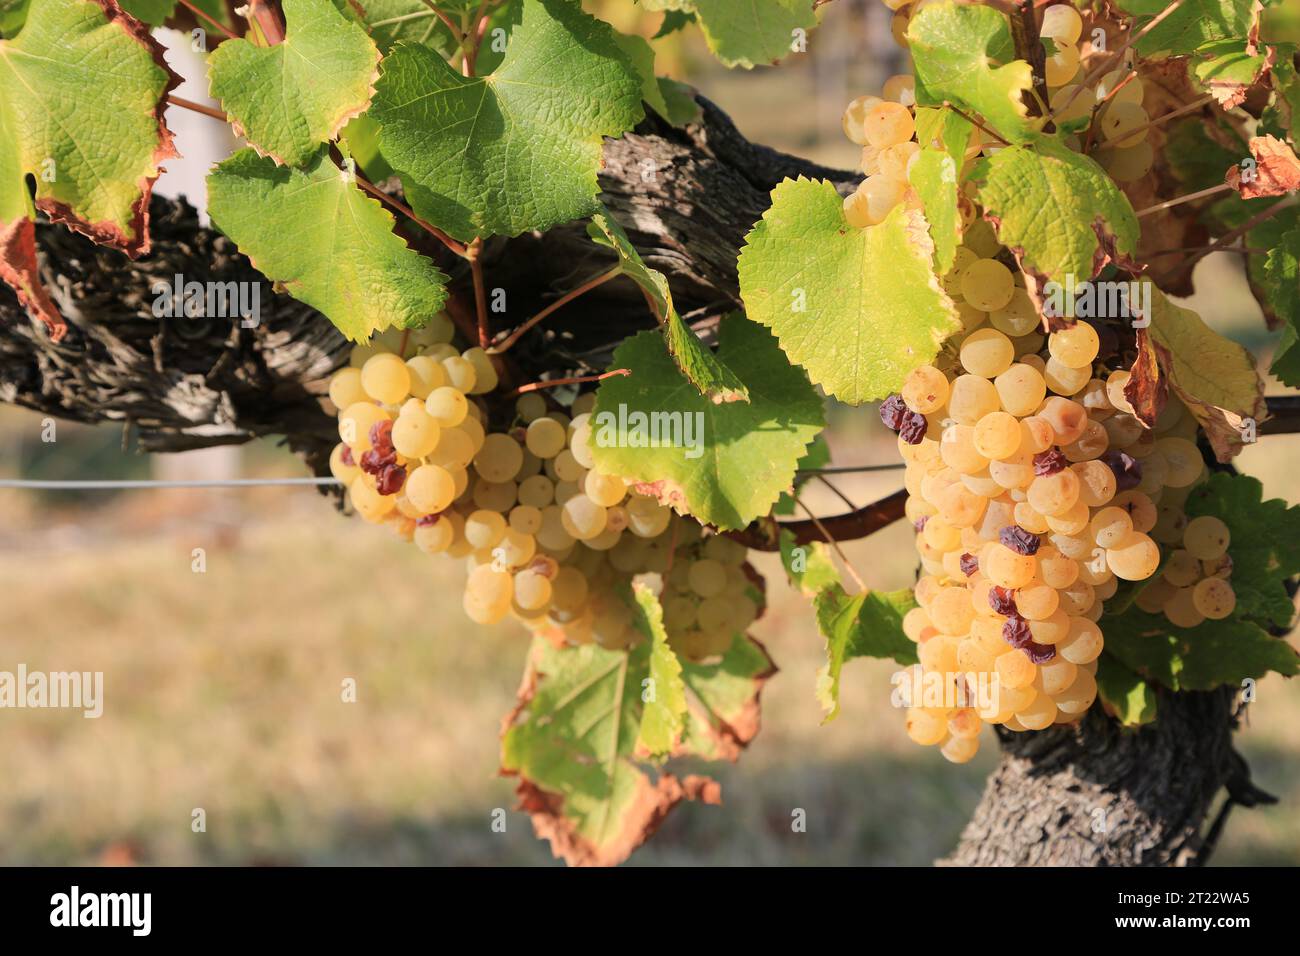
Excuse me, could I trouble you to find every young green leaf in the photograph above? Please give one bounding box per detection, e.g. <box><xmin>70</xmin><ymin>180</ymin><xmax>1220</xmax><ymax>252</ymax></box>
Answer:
<box><xmin>1262</xmin><ymin>226</ymin><xmax>1300</xmax><ymax>386</ymax></box>
<box><xmin>501</xmin><ymin>635</ymin><xmax>721</xmax><ymax>867</ymax></box>
<box><xmin>1191</xmin><ymin>38</ymin><xmax>1271</xmax><ymax>109</ymax></box>
<box><xmin>588</xmin><ymin>210</ymin><xmax>749</xmax><ymax>403</ymax></box>
<box><xmin>1113</xmin><ymin>0</ymin><xmax>1256</xmax><ymax>57</ymax></box>
<box><xmin>631</xmin><ymin>584</ymin><xmax>688</xmax><ymax>757</ymax></box>
<box><xmin>371</xmin><ymin>0</ymin><xmax>642</xmax><ymax>241</ymax></box>
<box><xmin>1095</xmin><ymin>652</ymin><xmax>1158</xmax><ymax>727</ymax></box>
<box><xmin>974</xmin><ymin>138</ymin><xmax>1140</xmax><ymax>289</ymax></box>
<box><xmin>590</xmin><ymin>314</ymin><xmax>825</xmax><ymax>530</ymax></box>
<box><xmin>1184</xmin><ymin>473</ymin><xmax>1300</xmax><ymax>629</ymax></box>
<box><xmin>738</xmin><ymin>177</ymin><xmax>960</xmax><ymax>404</ymax></box>
<box><xmin>907</xmin><ymin>149</ymin><xmax>961</xmax><ymax>273</ymax></box>
<box><xmin>907</xmin><ymin>0</ymin><xmax>1037</xmax><ymax>145</ymax></box>
<box><xmin>207</xmin><ymin>147</ymin><xmax>448</xmax><ymax>341</ymax></box>
<box><xmin>0</xmin><ymin>0</ymin><xmax>179</xmax><ymax>337</ymax></box>
<box><xmin>777</xmin><ymin>529</ymin><xmax>840</xmax><ymax>594</ymax></box>
<box><xmin>1143</xmin><ymin>286</ymin><xmax>1265</xmax><ymax>461</ymax></box>
<box><xmin>814</xmin><ymin>584</ymin><xmax>918</xmax><ymax>722</ymax></box>
<box><xmin>689</xmin><ymin>0</ymin><xmax>819</xmax><ymax>69</ymax></box>
<box><xmin>208</xmin><ymin>0</ymin><xmax>380</xmax><ymax>167</ymax></box>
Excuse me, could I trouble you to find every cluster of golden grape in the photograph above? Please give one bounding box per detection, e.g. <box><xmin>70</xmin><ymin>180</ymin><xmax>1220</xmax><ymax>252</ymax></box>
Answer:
<box><xmin>325</xmin><ymin>321</ymin><xmax>756</xmax><ymax>661</ymax></box>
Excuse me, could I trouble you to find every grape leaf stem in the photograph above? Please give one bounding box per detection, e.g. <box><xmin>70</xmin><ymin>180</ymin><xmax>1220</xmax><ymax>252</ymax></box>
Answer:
<box><xmin>178</xmin><ymin>0</ymin><xmax>238</xmax><ymax>40</ymax></box>
<box><xmin>167</xmin><ymin>94</ymin><xmax>228</xmax><ymax>122</ymax></box>
<box><xmin>1158</xmin><ymin>196</ymin><xmax>1294</xmax><ymax>284</ymax></box>
<box><xmin>416</xmin><ymin>0</ymin><xmax>463</xmax><ymax>41</ymax></box>
<box><xmin>488</xmin><ymin>266</ymin><xmax>623</xmax><ymax>354</ymax></box>
<box><xmin>510</xmin><ymin>369</ymin><xmax>630</xmax><ymax>396</ymax></box>
<box><xmin>1134</xmin><ymin>182</ymin><xmax>1231</xmax><ymax>218</ymax></box>
<box><xmin>352</xmin><ymin>173</ymin><xmax>469</xmax><ymax>258</ymax></box>
<box><xmin>942</xmin><ymin>102</ymin><xmax>1009</xmax><ymax>146</ymax></box>
<box><xmin>468</xmin><ymin>237</ymin><xmax>490</xmax><ymax>348</ymax></box>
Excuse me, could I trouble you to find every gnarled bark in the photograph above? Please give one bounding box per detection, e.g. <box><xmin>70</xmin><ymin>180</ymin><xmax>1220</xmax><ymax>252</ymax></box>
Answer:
<box><xmin>0</xmin><ymin>95</ymin><xmax>1270</xmax><ymax>867</ymax></box>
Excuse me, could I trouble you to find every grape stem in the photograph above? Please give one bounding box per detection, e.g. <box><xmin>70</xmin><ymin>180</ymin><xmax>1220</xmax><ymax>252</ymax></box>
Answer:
<box><xmin>1158</xmin><ymin>197</ymin><xmax>1294</xmax><ymax>284</ymax></box>
<box><xmin>177</xmin><ymin>0</ymin><xmax>238</xmax><ymax>40</ymax></box>
<box><xmin>416</xmin><ymin>0</ymin><xmax>463</xmax><ymax>42</ymax></box>
<box><xmin>725</xmin><ymin>488</ymin><xmax>909</xmax><ymax>552</ymax></box>
<box><xmin>1048</xmin><ymin>0</ymin><xmax>1187</xmax><ymax>122</ymax></box>
<box><xmin>468</xmin><ymin>237</ymin><xmax>490</xmax><ymax>349</ymax></box>
<box><xmin>942</xmin><ymin>102</ymin><xmax>1009</xmax><ymax>146</ymax></box>
<box><xmin>353</xmin><ymin>174</ymin><xmax>469</xmax><ymax>259</ymax></box>
<box><xmin>1134</xmin><ymin>182</ymin><xmax>1232</xmax><ymax>218</ymax></box>
<box><xmin>510</xmin><ymin>369</ymin><xmax>629</xmax><ymax>397</ymax></box>
<box><xmin>487</xmin><ymin>266</ymin><xmax>624</xmax><ymax>354</ymax></box>
<box><xmin>166</xmin><ymin>95</ymin><xmax>228</xmax><ymax>123</ymax></box>
<box><xmin>463</xmin><ymin>0</ymin><xmax>495</xmax><ymax>76</ymax></box>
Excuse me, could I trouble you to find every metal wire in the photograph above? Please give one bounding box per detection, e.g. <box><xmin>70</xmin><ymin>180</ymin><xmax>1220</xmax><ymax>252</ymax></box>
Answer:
<box><xmin>0</xmin><ymin>478</ymin><xmax>342</xmax><ymax>490</ymax></box>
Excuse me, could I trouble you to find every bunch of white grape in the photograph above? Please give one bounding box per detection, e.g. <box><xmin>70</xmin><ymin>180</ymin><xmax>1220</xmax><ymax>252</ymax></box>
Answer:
<box><xmin>841</xmin><ymin>75</ymin><xmax>921</xmax><ymax>228</ymax></box>
<box><xmin>1135</xmin><ymin>513</ymin><xmax>1236</xmax><ymax>625</ymax></box>
<box><xmin>882</xmin><ymin>249</ymin><xmax>1221</xmax><ymax>761</ymax></box>
<box><xmin>325</xmin><ymin>320</ymin><xmax>759</xmax><ymax>658</ymax></box>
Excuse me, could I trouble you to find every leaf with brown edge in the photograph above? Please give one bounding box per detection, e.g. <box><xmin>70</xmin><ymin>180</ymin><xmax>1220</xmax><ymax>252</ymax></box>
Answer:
<box><xmin>1123</xmin><ymin>325</ymin><xmax>1169</xmax><ymax>428</ymax></box>
<box><xmin>0</xmin><ymin>217</ymin><xmax>61</xmax><ymax>340</ymax></box>
<box><xmin>674</xmin><ymin>632</ymin><xmax>777</xmax><ymax>762</ymax></box>
<box><xmin>1142</xmin><ymin>284</ymin><xmax>1266</xmax><ymax>461</ymax></box>
<box><xmin>1226</xmin><ymin>135</ymin><xmax>1300</xmax><ymax>199</ymax></box>
<box><xmin>501</xmin><ymin>634</ymin><xmax>736</xmax><ymax>866</ymax></box>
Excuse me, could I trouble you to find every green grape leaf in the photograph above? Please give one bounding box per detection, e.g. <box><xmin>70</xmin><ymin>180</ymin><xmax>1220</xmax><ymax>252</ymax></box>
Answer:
<box><xmin>1263</xmin><ymin>227</ymin><xmax>1300</xmax><ymax>386</ymax></box>
<box><xmin>1101</xmin><ymin>606</ymin><xmax>1299</xmax><ymax>692</ymax></box>
<box><xmin>973</xmin><ymin>138</ymin><xmax>1140</xmax><ymax>290</ymax></box>
<box><xmin>907</xmin><ymin>0</ymin><xmax>1037</xmax><ymax>145</ymax></box>
<box><xmin>777</xmin><ymin>529</ymin><xmax>840</xmax><ymax>594</ymax></box>
<box><xmin>1114</xmin><ymin>0</ymin><xmax>1256</xmax><ymax>57</ymax></box>
<box><xmin>589</xmin><ymin>210</ymin><xmax>748</xmax><ymax>403</ymax></box>
<box><xmin>118</xmin><ymin>0</ymin><xmax>231</xmax><ymax>27</ymax></box>
<box><xmin>501</xmin><ymin>635</ymin><xmax>722</xmax><ymax>867</ymax></box>
<box><xmin>371</xmin><ymin>0</ymin><xmax>643</xmax><ymax>241</ymax></box>
<box><xmin>773</xmin><ymin>433</ymin><xmax>829</xmax><ymax>515</ymax></box>
<box><xmin>632</xmin><ymin>584</ymin><xmax>688</xmax><ymax>757</ymax></box>
<box><xmin>674</xmin><ymin>632</ymin><xmax>777</xmax><ymax>762</ymax></box>
<box><xmin>613</xmin><ymin>31</ymin><xmax>675</xmax><ymax>121</ymax></box>
<box><xmin>208</xmin><ymin>0</ymin><xmax>380</xmax><ymax>167</ymax></box>
<box><xmin>207</xmin><ymin>147</ymin><xmax>448</xmax><ymax>341</ymax></box>
<box><xmin>590</xmin><ymin>313</ymin><xmax>824</xmax><ymax>530</ymax></box>
<box><xmin>1184</xmin><ymin>473</ymin><xmax>1300</xmax><ymax>629</ymax></box>
<box><xmin>1095</xmin><ymin>653</ymin><xmax>1158</xmax><ymax>727</ymax></box>
<box><xmin>814</xmin><ymin>584</ymin><xmax>917</xmax><ymax>722</ymax></box>
<box><xmin>0</xmin><ymin>0</ymin><xmax>30</xmax><ymax>36</ymax></box>
<box><xmin>687</xmin><ymin>0</ymin><xmax>818</xmax><ymax>69</ymax></box>
<box><xmin>1143</xmin><ymin>285</ymin><xmax>1265</xmax><ymax>461</ymax></box>
<box><xmin>1165</xmin><ymin>118</ymin><xmax>1247</xmax><ymax>193</ymax></box>
<box><xmin>914</xmin><ymin>104</ymin><xmax>974</xmax><ymax>166</ymax></box>
<box><xmin>1191</xmin><ymin>38</ymin><xmax>1271</xmax><ymax>109</ymax></box>
<box><xmin>655</xmin><ymin>76</ymin><xmax>702</xmax><ymax>126</ymax></box>
<box><xmin>908</xmin><ymin>148</ymin><xmax>961</xmax><ymax>273</ymax></box>
<box><xmin>0</xmin><ymin>0</ymin><xmax>179</xmax><ymax>339</ymax></box>
<box><xmin>738</xmin><ymin>177</ymin><xmax>960</xmax><ymax>405</ymax></box>
<box><xmin>653</xmin><ymin>9</ymin><xmax>695</xmax><ymax>38</ymax></box>
<box><xmin>356</xmin><ymin>0</ymin><xmax>458</xmax><ymax>55</ymax></box>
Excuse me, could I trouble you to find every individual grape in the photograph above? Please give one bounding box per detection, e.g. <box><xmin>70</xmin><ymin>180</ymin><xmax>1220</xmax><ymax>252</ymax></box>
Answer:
<box><xmin>1104</xmin><ymin>370</ymin><xmax>1135</xmax><ymax>414</ymax></box>
<box><xmin>1155</xmin><ymin>437</ymin><xmax>1203</xmax><ymax>487</ymax></box>
<box><xmin>882</xmin><ymin>73</ymin><xmax>916</xmax><ymax>105</ymax></box>
<box><xmin>863</xmin><ymin>101</ymin><xmax>915</xmax><ymax>148</ymax></box>
<box><xmin>1013</xmin><ymin>500</ymin><xmax>1050</xmax><ymax>534</ymax></box>
<box><xmin>940</xmin><ymin>734</ymin><xmax>980</xmax><ymax>764</ymax></box>
<box><xmin>441</xmin><ymin>355</ymin><xmax>477</xmax><ymax>393</ymax></box>
<box><xmin>405</xmin><ymin>464</ymin><xmax>455</xmax><ymax>514</ymax></box>
<box><xmin>1163</xmin><ymin>587</ymin><xmax>1205</xmax><ymax>629</ymax></box>
<box><xmin>1042</xmin><ymin>5</ymin><xmax>1083</xmax><ymax>44</ymax></box>
<box><xmin>413</xmin><ymin>514</ymin><xmax>457</xmax><ymax>554</ymax></box>
<box><xmin>973</xmin><ymin>411</ymin><xmax>1021</xmax><ymax>460</ymax></box>
<box><xmin>985</xmin><ymin>543</ymin><xmax>1037</xmax><ymax>589</ymax></box>
<box><xmin>939</xmin><ymin>482</ymin><xmax>989</xmax><ymax>527</ymax></box>
<box><xmin>1015</xmin><ymin>583</ymin><xmax>1060</xmax><ymax>620</ymax></box>
<box><xmin>1161</xmin><ymin>549</ymin><xmax>1200</xmax><ymax>587</ymax></box>
<box><xmin>1020</xmin><ymin>416</ymin><xmax>1055</xmax><ymax>455</ymax></box>
<box><xmin>1048</xmin><ymin>323</ymin><xmax>1100</xmax><ymax>369</ymax></box>
<box><xmin>457</xmin><ymin>417</ymin><xmax>487</xmax><ymax>455</ymax></box>
<box><xmin>905</xmin><ymin>707</ymin><xmax>949</xmax><ymax>746</ymax></box>
<box><xmin>1027</xmin><ymin>608</ymin><xmax>1070</xmax><ymax>645</ymax></box>
<box><xmin>960</xmin><ymin>259</ymin><xmax>1016</xmax><ymax>312</ymax></box>
<box><xmin>518</xmin><ymin>474</ymin><xmax>555</xmax><ymax>509</ymax></box>
<box><xmin>1100</xmin><ymin>101</ymin><xmax>1149</xmax><ymax>148</ymax></box>
<box><xmin>463</xmin><ymin>565</ymin><xmax>512</xmax><ymax>625</ymax></box>
<box><xmin>688</xmin><ymin>558</ymin><xmax>728</xmax><ymax>598</ymax></box>
<box><xmin>552</xmin><ymin>449</ymin><xmax>584</xmax><ymax>483</ymax></box>
<box><xmin>524</xmin><ymin>417</ymin><xmax>567</xmax><ymax>459</ymax></box>
<box><xmin>512</xmin><ymin>569</ymin><xmax>552</xmax><ymax>610</ymax></box>
<box><xmin>424</xmin><ymin>386</ymin><xmax>469</xmax><ymax>427</ymax></box>
<box><xmin>338</xmin><ymin>402</ymin><xmax>390</xmax><ymax>452</ymax></box>
<box><xmin>514</xmin><ymin>392</ymin><xmax>548</xmax><ymax>423</ymax></box>
<box><xmin>1100</xmin><ymin>141</ymin><xmax>1155</xmax><ymax>182</ymax></box>
<box><xmin>931</xmin><ymin>587</ymin><xmax>976</xmax><ymax>633</ymax></box>
<box><xmin>890</xmin><ymin>10</ymin><xmax>909</xmax><ymax>48</ymax></box>
<box><xmin>1054</xmin><ymin>666</ymin><xmax>1097</xmax><ymax>716</ymax></box>
<box><xmin>1028</xmin><ymin>468</ymin><xmax>1081</xmax><ymax>517</ymax></box>
<box><xmin>995</xmin><ymin>363</ymin><xmax>1047</xmax><ymax>417</ymax></box>
<box><xmin>1192</xmin><ymin>577</ymin><xmax>1236</xmax><ymax>620</ymax></box>
<box><xmin>428</xmin><ymin>428</ymin><xmax>474</xmax><ymax>470</ymax></box>
<box><xmin>1046</xmin><ymin>499</ymin><xmax>1090</xmax><ymax>536</ymax></box>
<box><xmin>584</xmin><ymin>470</ymin><xmax>626</xmax><ymax>508</ymax></box>
<box><xmin>1135</xmin><ymin>452</ymin><xmax>1168</xmax><ymax>496</ymax></box>
<box><xmin>1038</xmin><ymin>655</ymin><xmax>1077</xmax><ymax>696</ymax></box>
<box><xmin>1044</xmin><ymin>356</ymin><xmax>1091</xmax><ymax>396</ymax></box>
<box><xmin>955</xmin><ymin>301</ymin><xmax>989</xmax><ymax>333</ymax></box>
<box><xmin>1049</xmin><ymin>84</ymin><xmax>1092</xmax><ymax>123</ymax></box>
<box><xmin>939</xmin><ymin>425</ymin><xmax>991</xmax><ymax>475</ymax></box>
<box><xmin>902</xmin><ymin>365</ymin><xmax>950</xmax><ymax>414</ymax></box>
<box><xmin>1202</xmin><ymin>553</ymin><xmax>1234</xmax><ymax>579</ymax></box>
<box><xmin>391</xmin><ymin>407</ymin><xmax>441</xmax><ymax>459</ymax></box>
<box><xmin>509</xmin><ymin>504</ymin><xmax>543</xmax><ymax>535</ymax></box>
<box><xmin>961</xmin><ymin>328</ymin><xmax>1016</xmax><ymax>378</ymax></box>
<box><xmin>844</xmin><ymin>175</ymin><xmax>907</xmax><ymax>228</ymax></box>
<box><xmin>1090</xmin><ymin>506</ymin><xmax>1133</xmax><ymax>548</ymax></box>
<box><xmin>472</xmin><ymin>479</ymin><xmax>517</xmax><ymax>514</ymax></box>
<box><xmin>361</xmin><ymin>352</ymin><xmax>411</xmax><ymax>405</ymax></box>
<box><xmin>328</xmin><ymin>367</ymin><xmax>368</xmax><ymax>410</ymax></box>
<box><xmin>461</xmin><ymin>347</ymin><xmax>499</xmax><ymax>395</ymax></box>
<box><xmin>841</xmin><ymin>94</ymin><xmax>883</xmax><ymax>145</ymax></box>
<box><xmin>349</xmin><ymin>476</ymin><xmax>396</xmax><ymax>521</ymax></box>
<box><xmin>878</xmin><ymin>141</ymin><xmax>921</xmax><ymax>180</ymax></box>
<box><xmin>918</xmin><ymin>635</ymin><xmax>959</xmax><ymax>674</ymax></box>
<box><xmin>1044</xmin><ymin>43</ymin><xmax>1080</xmax><ymax>86</ymax></box>
<box><xmin>1057</xmin><ymin>578</ymin><xmax>1095</xmax><ymax>616</ymax></box>
<box><xmin>947</xmin><ymin>374</ymin><xmax>1001</xmax><ymax>425</ymax></box>
<box><xmin>1058</xmin><ymin>616</ymin><xmax>1102</xmax><ymax>664</ymax></box>
<box><xmin>474</xmin><ymin>433</ymin><xmax>524</xmax><ymax>483</ymax></box>
<box><xmin>464</xmin><ymin>509</ymin><xmax>507</xmax><ymax>550</ymax></box>
<box><xmin>1038</xmin><ymin>397</ymin><xmax>1088</xmax><ymax>444</ymax></box>
<box><xmin>330</xmin><ymin>442</ymin><xmax>361</xmax><ymax>486</ymax></box>
<box><xmin>1073</xmin><ymin>460</ymin><xmax>1116</xmax><ymax>508</ymax></box>
<box><xmin>1112</xmin><ymin>489</ymin><xmax>1157</xmax><ymax>533</ymax></box>
<box><xmin>1106</xmin><ymin>530</ymin><xmax>1160</xmax><ymax>580</ymax></box>
<box><xmin>560</xmin><ymin>493</ymin><xmax>607</xmax><ymax>541</ymax></box>
<box><xmin>405</xmin><ymin>355</ymin><xmax>447</xmax><ymax>400</ymax></box>
<box><xmin>536</xmin><ymin>505</ymin><xmax>574</xmax><ymax>551</ymax></box>
<box><xmin>1183</xmin><ymin>515</ymin><xmax>1230</xmax><ymax>560</ymax></box>
<box><xmin>496</xmin><ymin>527</ymin><xmax>536</xmax><ymax>567</ymax></box>
<box><xmin>1037</xmin><ymin>548</ymin><xmax>1080</xmax><ymax>588</ymax></box>
<box><xmin>903</xmin><ymin>606</ymin><xmax>934</xmax><ymax>642</ymax></box>
<box><xmin>996</xmin><ymin>649</ymin><xmax>1037</xmax><ymax>690</ymax></box>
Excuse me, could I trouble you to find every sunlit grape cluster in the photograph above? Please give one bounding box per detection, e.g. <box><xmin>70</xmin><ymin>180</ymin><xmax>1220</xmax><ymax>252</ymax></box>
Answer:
<box><xmin>881</xmin><ymin>256</ymin><xmax>1220</xmax><ymax>761</ymax></box>
<box><xmin>325</xmin><ymin>320</ymin><xmax>758</xmax><ymax>660</ymax></box>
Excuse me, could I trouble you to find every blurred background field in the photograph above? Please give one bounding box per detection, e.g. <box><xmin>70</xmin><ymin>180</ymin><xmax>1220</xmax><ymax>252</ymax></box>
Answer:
<box><xmin>0</xmin><ymin>0</ymin><xmax>1297</xmax><ymax>866</ymax></box>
